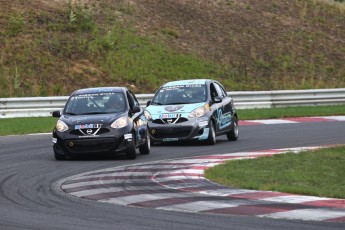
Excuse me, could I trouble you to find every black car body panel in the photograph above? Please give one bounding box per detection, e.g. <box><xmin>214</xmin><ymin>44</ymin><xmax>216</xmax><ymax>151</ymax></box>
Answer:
<box><xmin>52</xmin><ymin>87</ymin><xmax>149</xmax><ymax>159</ymax></box>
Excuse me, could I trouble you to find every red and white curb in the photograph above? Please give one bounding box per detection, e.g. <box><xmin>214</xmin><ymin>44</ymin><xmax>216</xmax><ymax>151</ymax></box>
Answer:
<box><xmin>57</xmin><ymin>146</ymin><xmax>345</xmax><ymax>222</ymax></box>
<box><xmin>240</xmin><ymin>116</ymin><xmax>345</xmax><ymax>126</ymax></box>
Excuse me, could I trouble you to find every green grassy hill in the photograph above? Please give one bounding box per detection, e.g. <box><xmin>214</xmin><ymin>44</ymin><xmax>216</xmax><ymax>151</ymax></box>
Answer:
<box><xmin>0</xmin><ymin>0</ymin><xmax>344</xmax><ymax>97</ymax></box>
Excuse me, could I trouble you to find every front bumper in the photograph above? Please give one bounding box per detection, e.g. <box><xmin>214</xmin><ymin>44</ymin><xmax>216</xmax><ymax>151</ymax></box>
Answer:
<box><xmin>147</xmin><ymin>118</ymin><xmax>210</xmax><ymax>142</ymax></box>
<box><xmin>52</xmin><ymin>129</ymin><xmax>132</xmax><ymax>156</ymax></box>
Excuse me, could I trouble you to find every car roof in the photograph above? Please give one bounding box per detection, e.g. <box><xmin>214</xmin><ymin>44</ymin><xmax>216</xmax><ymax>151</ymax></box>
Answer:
<box><xmin>71</xmin><ymin>87</ymin><xmax>126</xmax><ymax>96</ymax></box>
<box><xmin>163</xmin><ymin>79</ymin><xmax>212</xmax><ymax>87</ymax></box>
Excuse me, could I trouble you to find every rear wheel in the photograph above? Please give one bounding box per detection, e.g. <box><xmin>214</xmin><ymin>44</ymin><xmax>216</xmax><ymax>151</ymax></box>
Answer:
<box><xmin>126</xmin><ymin>133</ymin><xmax>137</xmax><ymax>160</ymax></box>
<box><xmin>139</xmin><ymin>130</ymin><xmax>150</xmax><ymax>155</ymax></box>
<box><xmin>227</xmin><ymin>116</ymin><xmax>239</xmax><ymax>141</ymax></box>
<box><xmin>53</xmin><ymin>144</ymin><xmax>66</xmax><ymax>160</ymax></box>
<box><xmin>206</xmin><ymin>120</ymin><xmax>216</xmax><ymax>145</ymax></box>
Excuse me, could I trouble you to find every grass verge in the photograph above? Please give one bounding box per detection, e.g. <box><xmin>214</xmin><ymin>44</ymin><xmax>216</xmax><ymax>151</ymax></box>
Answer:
<box><xmin>0</xmin><ymin>117</ymin><xmax>55</xmax><ymax>136</ymax></box>
<box><xmin>237</xmin><ymin>105</ymin><xmax>345</xmax><ymax>120</ymax></box>
<box><xmin>205</xmin><ymin>146</ymin><xmax>345</xmax><ymax>199</ymax></box>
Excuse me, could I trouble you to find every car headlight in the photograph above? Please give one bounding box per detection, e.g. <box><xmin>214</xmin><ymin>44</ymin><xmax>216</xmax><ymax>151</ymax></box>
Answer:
<box><xmin>56</xmin><ymin>120</ymin><xmax>68</xmax><ymax>132</ymax></box>
<box><xmin>111</xmin><ymin>116</ymin><xmax>128</xmax><ymax>129</ymax></box>
<box><xmin>144</xmin><ymin>110</ymin><xmax>152</xmax><ymax>120</ymax></box>
<box><xmin>189</xmin><ymin>106</ymin><xmax>207</xmax><ymax>118</ymax></box>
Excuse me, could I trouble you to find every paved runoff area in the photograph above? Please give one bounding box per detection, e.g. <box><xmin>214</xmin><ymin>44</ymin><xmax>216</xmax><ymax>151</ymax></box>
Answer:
<box><xmin>58</xmin><ymin>145</ymin><xmax>345</xmax><ymax>223</ymax></box>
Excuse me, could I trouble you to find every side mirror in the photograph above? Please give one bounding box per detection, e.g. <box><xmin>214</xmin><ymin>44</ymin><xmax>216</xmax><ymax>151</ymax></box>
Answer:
<box><xmin>213</xmin><ymin>96</ymin><xmax>222</xmax><ymax>103</ymax></box>
<box><xmin>131</xmin><ymin>105</ymin><xmax>141</xmax><ymax>114</ymax></box>
<box><xmin>52</xmin><ymin>110</ymin><xmax>61</xmax><ymax>118</ymax></box>
<box><xmin>146</xmin><ymin>101</ymin><xmax>151</xmax><ymax>107</ymax></box>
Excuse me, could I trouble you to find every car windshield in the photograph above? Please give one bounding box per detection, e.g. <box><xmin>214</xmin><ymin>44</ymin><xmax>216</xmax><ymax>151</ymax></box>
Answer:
<box><xmin>64</xmin><ymin>92</ymin><xmax>127</xmax><ymax>115</ymax></box>
<box><xmin>151</xmin><ymin>84</ymin><xmax>207</xmax><ymax>105</ymax></box>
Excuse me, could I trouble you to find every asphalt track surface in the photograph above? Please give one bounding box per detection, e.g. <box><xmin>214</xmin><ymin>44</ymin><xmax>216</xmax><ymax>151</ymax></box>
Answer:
<box><xmin>0</xmin><ymin>118</ymin><xmax>345</xmax><ymax>230</ymax></box>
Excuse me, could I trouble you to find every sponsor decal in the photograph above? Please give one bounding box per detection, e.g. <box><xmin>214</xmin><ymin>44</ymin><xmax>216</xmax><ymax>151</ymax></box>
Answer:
<box><xmin>163</xmin><ymin>84</ymin><xmax>203</xmax><ymax>90</ymax></box>
<box><xmin>75</xmin><ymin>124</ymin><xmax>102</xmax><ymax>129</ymax></box>
<box><xmin>163</xmin><ymin>138</ymin><xmax>179</xmax><ymax>142</ymax></box>
<box><xmin>165</xmin><ymin>105</ymin><xmax>184</xmax><ymax>112</ymax></box>
<box><xmin>73</xmin><ymin>92</ymin><xmax>115</xmax><ymax>99</ymax></box>
<box><xmin>159</xmin><ymin>113</ymin><xmax>178</xmax><ymax>119</ymax></box>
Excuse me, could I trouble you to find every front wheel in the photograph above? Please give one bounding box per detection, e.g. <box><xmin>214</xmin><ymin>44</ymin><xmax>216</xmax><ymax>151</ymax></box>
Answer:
<box><xmin>227</xmin><ymin>116</ymin><xmax>239</xmax><ymax>141</ymax></box>
<box><xmin>139</xmin><ymin>130</ymin><xmax>150</xmax><ymax>155</ymax></box>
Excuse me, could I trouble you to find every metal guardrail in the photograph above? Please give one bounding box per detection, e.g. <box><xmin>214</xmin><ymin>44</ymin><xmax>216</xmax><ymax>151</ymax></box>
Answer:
<box><xmin>230</xmin><ymin>88</ymin><xmax>345</xmax><ymax>109</ymax></box>
<box><xmin>1</xmin><ymin>88</ymin><xmax>345</xmax><ymax>118</ymax></box>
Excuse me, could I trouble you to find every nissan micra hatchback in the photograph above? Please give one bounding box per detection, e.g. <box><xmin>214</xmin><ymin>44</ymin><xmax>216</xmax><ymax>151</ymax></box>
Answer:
<box><xmin>52</xmin><ymin>87</ymin><xmax>150</xmax><ymax>160</ymax></box>
<box><xmin>144</xmin><ymin>79</ymin><xmax>239</xmax><ymax>145</ymax></box>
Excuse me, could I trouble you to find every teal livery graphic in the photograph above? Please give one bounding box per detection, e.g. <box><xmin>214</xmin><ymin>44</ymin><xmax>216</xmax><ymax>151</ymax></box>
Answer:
<box><xmin>145</xmin><ymin>79</ymin><xmax>239</xmax><ymax>145</ymax></box>
<box><xmin>217</xmin><ymin>108</ymin><xmax>232</xmax><ymax>130</ymax></box>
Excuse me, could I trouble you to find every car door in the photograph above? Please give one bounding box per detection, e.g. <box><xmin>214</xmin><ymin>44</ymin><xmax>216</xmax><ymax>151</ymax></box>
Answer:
<box><xmin>213</xmin><ymin>82</ymin><xmax>232</xmax><ymax>133</ymax></box>
<box><xmin>209</xmin><ymin>82</ymin><xmax>222</xmax><ymax>133</ymax></box>
<box><xmin>127</xmin><ymin>90</ymin><xmax>146</xmax><ymax>143</ymax></box>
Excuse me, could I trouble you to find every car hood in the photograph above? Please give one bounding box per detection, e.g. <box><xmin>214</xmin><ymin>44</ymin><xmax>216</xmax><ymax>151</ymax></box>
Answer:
<box><xmin>146</xmin><ymin>103</ymin><xmax>205</xmax><ymax>119</ymax></box>
<box><xmin>59</xmin><ymin>113</ymin><xmax>126</xmax><ymax>127</ymax></box>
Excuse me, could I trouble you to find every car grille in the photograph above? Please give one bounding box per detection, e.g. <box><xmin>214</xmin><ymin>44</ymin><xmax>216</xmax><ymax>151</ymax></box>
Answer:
<box><xmin>64</xmin><ymin>137</ymin><xmax>118</xmax><ymax>153</ymax></box>
<box><xmin>69</xmin><ymin>128</ymin><xmax>110</xmax><ymax>136</ymax></box>
<box><xmin>150</xmin><ymin>127</ymin><xmax>192</xmax><ymax>139</ymax></box>
<box><xmin>152</xmin><ymin>117</ymin><xmax>188</xmax><ymax>124</ymax></box>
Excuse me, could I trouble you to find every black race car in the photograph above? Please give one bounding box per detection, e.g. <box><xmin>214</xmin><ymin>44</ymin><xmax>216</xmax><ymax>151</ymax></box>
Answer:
<box><xmin>52</xmin><ymin>87</ymin><xmax>150</xmax><ymax>160</ymax></box>
<box><xmin>144</xmin><ymin>79</ymin><xmax>239</xmax><ymax>145</ymax></box>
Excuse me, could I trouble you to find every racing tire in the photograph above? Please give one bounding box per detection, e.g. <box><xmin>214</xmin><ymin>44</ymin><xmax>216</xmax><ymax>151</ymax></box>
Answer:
<box><xmin>54</xmin><ymin>144</ymin><xmax>66</xmax><ymax>160</ymax></box>
<box><xmin>206</xmin><ymin>120</ymin><xmax>216</xmax><ymax>145</ymax></box>
<box><xmin>139</xmin><ymin>131</ymin><xmax>150</xmax><ymax>155</ymax></box>
<box><xmin>126</xmin><ymin>134</ymin><xmax>137</xmax><ymax>160</ymax></box>
<box><xmin>227</xmin><ymin>116</ymin><xmax>239</xmax><ymax>141</ymax></box>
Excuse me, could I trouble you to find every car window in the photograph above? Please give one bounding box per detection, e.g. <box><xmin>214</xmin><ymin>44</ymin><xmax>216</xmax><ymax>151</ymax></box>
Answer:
<box><xmin>210</xmin><ymin>83</ymin><xmax>219</xmax><ymax>100</ymax></box>
<box><xmin>64</xmin><ymin>92</ymin><xmax>127</xmax><ymax>115</ymax></box>
<box><xmin>126</xmin><ymin>91</ymin><xmax>136</xmax><ymax>110</ymax></box>
<box><xmin>214</xmin><ymin>83</ymin><xmax>227</xmax><ymax>98</ymax></box>
<box><xmin>127</xmin><ymin>90</ymin><xmax>140</xmax><ymax>106</ymax></box>
<box><xmin>104</xmin><ymin>93</ymin><xmax>127</xmax><ymax>112</ymax></box>
<box><xmin>214</xmin><ymin>83</ymin><xmax>226</xmax><ymax>98</ymax></box>
<box><xmin>151</xmin><ymin>84</ymin><xmax>207</xmax><ymax>105</ymax></box>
